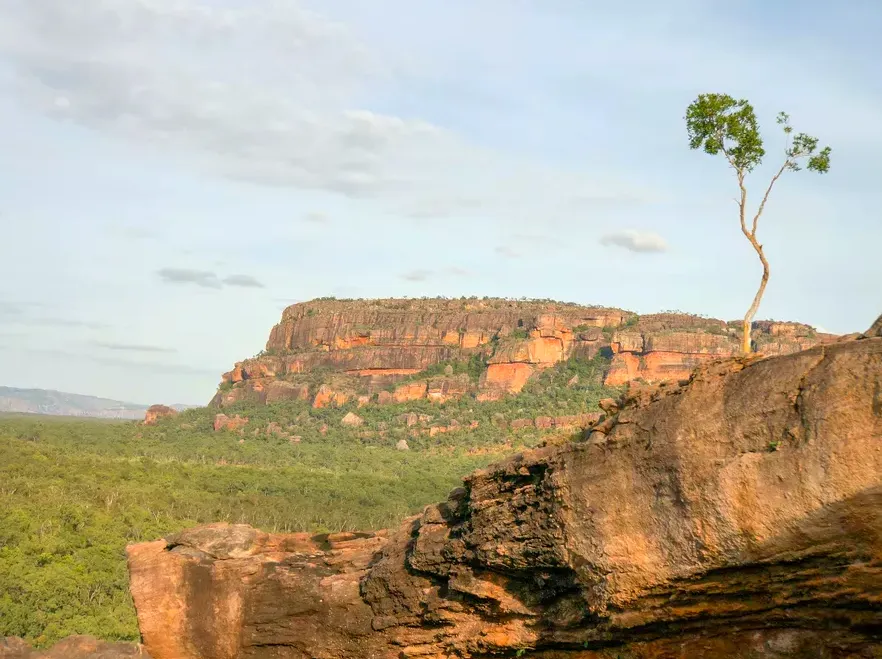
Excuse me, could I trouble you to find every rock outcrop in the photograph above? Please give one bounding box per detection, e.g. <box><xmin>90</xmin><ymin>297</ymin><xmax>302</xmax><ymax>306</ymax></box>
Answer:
<box><xmin>142</xmin><ymin>404</ymin><xmax>178</xmax><ymax>426</ymax></box>
<box><xmin>128</xmin><ymin>336</ymin><xmax>882</xmax><ymax>658</ymax></box>
<box><xmin>211</xmin><ymin>299</ymin><xmax>835</xmax><ymax>408</ymax></box>
<box><xmin>604</xmin><ymin>314</ymin><xmax>837</xmax><ymax>386</ymax></box>
<box><xmin>865</xmin><ymin>313</ymin><xmax>882</xmax><ymax>338</ymax></box>
<box><xmin>213</xmin><ymin>413</ymin><xmax>248</xmax><ymax>432</ymax></box>
<box><xmin>0</xmin><ymin>636</ymin><xmax>149</xmax><ymax>659</ymax></box>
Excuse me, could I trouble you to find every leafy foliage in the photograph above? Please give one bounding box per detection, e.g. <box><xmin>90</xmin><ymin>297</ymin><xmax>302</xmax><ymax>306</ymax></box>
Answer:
<box><xmin>685</xmin><ymin>93</ymin><xmax>765</xmax><ymax>172</ymax></box>
<box><xmin>685</xmin><ymin>93</ymin><xmax>831</xmax><ymax>178</ymax></box>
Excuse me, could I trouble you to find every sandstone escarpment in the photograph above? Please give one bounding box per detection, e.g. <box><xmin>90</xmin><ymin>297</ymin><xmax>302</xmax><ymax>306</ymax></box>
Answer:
<box><xmin>604</xmin><ymin>314</ymin><xmax>837</xmax><ymax>386</ymax></box>
<box><xmin>213</xmin><ymin>298</ymin><xmax>631</xmax><ymax>407</ymax></box>
<box><xmin>211</xmin><ymin>298</ymin><xmax>834</xmax><ymax>408</ymax></box>
<box><xmin>129</xmin><ymin>335</ymin><xmax>882</xmax><ymax>658</ymax></box>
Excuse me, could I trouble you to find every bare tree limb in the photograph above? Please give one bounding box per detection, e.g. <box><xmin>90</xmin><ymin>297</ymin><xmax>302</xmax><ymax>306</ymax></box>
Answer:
<box><xmin>751</xmin><ymin>161</ymin><xmax>790</xmax><ymax>236</ymax></box>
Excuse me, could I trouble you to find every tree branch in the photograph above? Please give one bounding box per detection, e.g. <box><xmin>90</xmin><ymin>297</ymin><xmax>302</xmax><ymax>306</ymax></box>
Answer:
<box><xmin>717</xmin><ymin>135</ymin><xmax>749</xmax><ymax>235</ymax></box>
<box><xmin>750</xmin><ymin>160</ymin><xmax>789</xmax><ymax>236</ymax></box>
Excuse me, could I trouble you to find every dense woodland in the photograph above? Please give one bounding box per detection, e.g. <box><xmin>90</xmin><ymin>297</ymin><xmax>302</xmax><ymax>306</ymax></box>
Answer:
<box><xmin>0</xmin><ymin>354</ymin><xmax>619</xmax><ymax>646</ymax></box>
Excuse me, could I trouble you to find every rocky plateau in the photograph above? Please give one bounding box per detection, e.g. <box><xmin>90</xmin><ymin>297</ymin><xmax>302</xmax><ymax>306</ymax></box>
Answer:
<box><xmin>208</xmin><ymin>298</ymin><xmax>837</xmax><ymax>411</ymax></box>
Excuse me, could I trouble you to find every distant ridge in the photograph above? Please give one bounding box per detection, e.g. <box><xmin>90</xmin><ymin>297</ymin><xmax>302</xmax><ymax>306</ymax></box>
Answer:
<box><xmin>0</xmin><ymin>386</ymin><xmax>193</xmax><ymax>419</ymax></box>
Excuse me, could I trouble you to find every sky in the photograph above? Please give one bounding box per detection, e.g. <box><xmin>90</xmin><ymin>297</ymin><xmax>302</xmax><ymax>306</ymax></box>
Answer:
<box><xmin>0</xmin><ymin>0</ymin><xmax>880</xmax><ymax>405</ymax></box>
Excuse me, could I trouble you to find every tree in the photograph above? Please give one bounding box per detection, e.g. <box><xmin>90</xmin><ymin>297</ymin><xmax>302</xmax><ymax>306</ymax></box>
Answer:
<box><xmin>685</xmin><ymin>94</ymin><xmax>831</xmax><ymax>354</ymax></box>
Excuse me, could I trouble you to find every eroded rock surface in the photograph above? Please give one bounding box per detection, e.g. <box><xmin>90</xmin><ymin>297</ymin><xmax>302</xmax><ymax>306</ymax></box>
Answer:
<box><xmin>142</xmin><ymin>404</ymin><xmax>178</xmax><ymax>426</ymax></box>
<box><xmin>128</xmin><ymin>337</ymin><xmax>882</xmax><ymax>658</ymax></box>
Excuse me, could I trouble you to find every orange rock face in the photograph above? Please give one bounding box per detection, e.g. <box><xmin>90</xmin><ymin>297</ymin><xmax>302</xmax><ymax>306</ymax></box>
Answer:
<box><xmin>142</xmin><ymin>404</ymin><xmax>177</xmax><ymax>426</ymax></box>
<box><xmin>481</xmin><ymin>362</ymin><xmax>536</xmax><ymax>397</ymax></box>
<box><xmin>128</xmin><ymin>337</ymin><xmax>882</xmax><ymax>658</ymax></box>
<box><xmin>213</xmin><ymin>413</ymin><xmax>248</xmax><ymax>432</ymax></box>
<box><xmin>209</xmin><ymin>299</ymin><xmax>838</xmax><ymax>406</ymax></box>
<box><xmin>312</xmin><ymin>384</ymin><xmax>347</xmax><ymax>409</ymax></box>
<box><xmin>426</xmin><ymin>374</ymin><xmax>470</xmax><ymax>402</ymax></box>
<box><xmin>392</xmin><ymin>381</ymin><xmax>427</xmax><ymax>403</ymax></box>
<box><xmin>211</xmin><ymin>299</ymin><xmax>632</xmax><ymax>407</ymax></box>
<box><xmin>603</xmin><ymin>314</ymin><xmax>835</xmax><ymax>387</ymax></box>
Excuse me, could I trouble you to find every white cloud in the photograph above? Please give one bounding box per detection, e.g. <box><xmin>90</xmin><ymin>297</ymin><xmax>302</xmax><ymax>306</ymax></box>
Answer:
<box><xmin>599</xmin><ymin>230</ymin><xmax>668</xmax><ymax>253</ymax></box>
<box><xmin>0</xmin><ymin>0</ymin><xmax>655</xmax><ymax>222</ymax></box>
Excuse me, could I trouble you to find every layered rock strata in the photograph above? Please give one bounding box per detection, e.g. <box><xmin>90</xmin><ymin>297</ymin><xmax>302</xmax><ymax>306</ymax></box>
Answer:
<box><xmin>212</xmin><ymin>299</ymin><xmax>835</xmax><ymax>407</ymax></box>
<box><xmin>129</xmin><ymin>335</ymin><xmax>882</xmax><ymax>658</ymax></box>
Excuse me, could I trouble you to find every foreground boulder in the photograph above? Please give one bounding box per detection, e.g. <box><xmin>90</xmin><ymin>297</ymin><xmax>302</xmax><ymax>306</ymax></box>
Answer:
<box><xmin>128</xmin><ymin>337</ymin><xmax>882</xmax><ymax>658</ymax></box>
<box><xmin>0</xmin><ymin>636</ymin><xmax>149</xmax><ymax>658</ymax></box>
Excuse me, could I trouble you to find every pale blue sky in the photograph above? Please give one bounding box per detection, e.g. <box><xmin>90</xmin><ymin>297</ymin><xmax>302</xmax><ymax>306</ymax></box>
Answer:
<box><xmin>0</xmin><ymin>0</ymin><xmax>879</xmax><ymax>404</ymax></box>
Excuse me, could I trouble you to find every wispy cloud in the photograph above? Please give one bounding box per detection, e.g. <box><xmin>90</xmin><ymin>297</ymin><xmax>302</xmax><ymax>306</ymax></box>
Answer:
<box><xmin>399</xmin><ymin>266</ymin><xmax>470</xmax><ymax>282</ymax></box>
<box><xmin>157</xmin><ymin>267</ymin><xmax>222</xmax><ymax>289</ymax></box>
<box><xmin>3</xmin><ymin>313</ymin><xmax>107</xmax><ymax>330</ymax></box>
<box><xmin>400</xmin><ymin>269</ymin><xmax>432</xmax><ymax>282</ymax></box>
<box><xmin>0</xmin><ymin>302</ymin><xmax>28</xmax><ymax>318</ymax></box>
<box><xmin>157</xmin><ymin>268</ymin><xmax>266</xmax><ymax>289</ymax></box>
<box><xmin>494</xmin><ymin>245</ymin><xmax>521</xmax><ymax>259</ymax></box>
<box><xmin>303</xmin><ymin>212</ymin><xmax>328</xmax><ymax>224</ymax></box>
<box><xmin>93</xmin><ymin>341</ymin><xmax>177</xmax><ymax>354</ymax></box>
<box><xmin>222</xmin><ymin>274</ymin><xmax>265</xmax><ymax>288</ymax></box>
<box><xmin>1</xmin><ymin>344</ymin><xmax>217</xmax><ymax>377</ymax></box>
<box><xmin>599</xmin><ymin>230</ymin><xmax>668</xmax><ymax>254</ymax></box>
<box><xmin>0</xmin><ymin>301</ymin><xmax>107</xmax><ymax>329</ymax></box>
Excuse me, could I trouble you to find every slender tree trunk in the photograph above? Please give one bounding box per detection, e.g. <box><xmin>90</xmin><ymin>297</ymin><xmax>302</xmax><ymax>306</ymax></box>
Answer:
<box><xmin>741</xmin><ymin>233</ymin><xmax>770</xmax><ymax>354</ymax></box>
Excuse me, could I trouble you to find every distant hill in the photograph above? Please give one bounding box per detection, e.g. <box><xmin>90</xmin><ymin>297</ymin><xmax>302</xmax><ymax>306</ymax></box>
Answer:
<box><xmin>0</xmin><ymin>387</ymin><xmax>192</xmax><ymax>419</ymax></box>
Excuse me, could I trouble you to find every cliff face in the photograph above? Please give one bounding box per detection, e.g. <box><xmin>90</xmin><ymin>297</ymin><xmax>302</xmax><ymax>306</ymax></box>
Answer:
<box><xmin>128</xmin><ymin>335</ymin><xmax>882</xmax><ymax>658</ymax></box>
<box><xmin>603</xmin><ymin>315</ymin><xmax>833</xmax><ymax>386</ymax></box>
<box><xmin>212</xmin><ymin>299</ymin><xmax>836</xmax><ymax>408</ymax></box>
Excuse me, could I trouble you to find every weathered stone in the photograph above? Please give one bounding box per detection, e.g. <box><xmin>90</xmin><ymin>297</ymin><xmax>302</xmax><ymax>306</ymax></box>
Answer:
<box><xmin>865</xmin><ymin>312</ymin><xmax>882</xmax><ymax>338</ymax></box>
<box><xmin>142</xmin><ymin>404</ymin><xmax>177</xmax><ymax>426</ymax></box>
<box><xmin>341</xmin><ymin>412</ymin><xmax>364</xmax><ymax>427</ymax></box>
<box><xmin>312</xmin><ymin>384</ymin><xmax>347</xmax><ymax>409</ymax></box>
<box><xmin>426</xmin><ymin>373</ymin><xmax>470</xmax><ymax>403</ymax></box>
<box><xmin>213</xmin><ymin>413</ymin><xmax>248</xmax><ymax>432</ymax></box>
<box><xmin>392</xmin><ymin>381</ymin><xmax>427</xmax><ymax>403</ymax></box>
<box><xmin>263</xmin><ymin>380</ymin><xmax>310</xmax><ymax>403</ymax></box>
